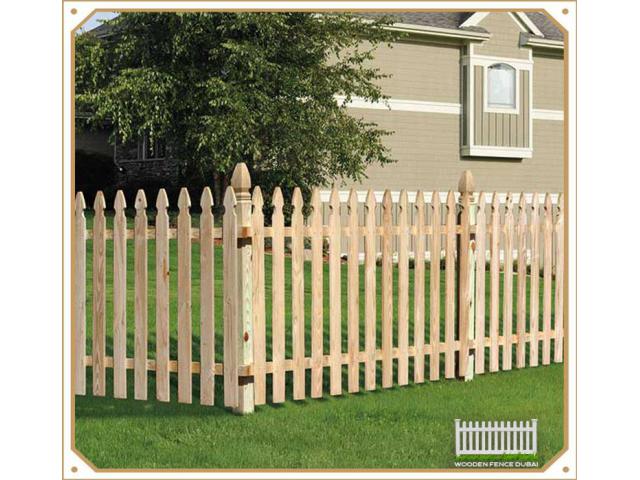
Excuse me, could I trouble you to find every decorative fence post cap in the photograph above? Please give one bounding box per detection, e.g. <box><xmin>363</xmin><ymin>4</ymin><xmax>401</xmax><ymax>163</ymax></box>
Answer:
<box><xmin>458</xmin><ymin>170</ymin><xmax>475</xmax><ymax>194</ymax></box>
<box><xmin>231</xmin><ymin>163</ymin><xmax>251</xmax><ymax>192</ymax></box>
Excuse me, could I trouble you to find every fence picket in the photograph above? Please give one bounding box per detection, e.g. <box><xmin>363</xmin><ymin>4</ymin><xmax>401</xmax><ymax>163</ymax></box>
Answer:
<box><xmin>397</xmin><ymin>190</ymin><xmax>409</xmax><ymax>385</ymax></box>
<box><xmin>223</xmin><ymin>187</ymin><xmax>239</xmax><ymax>407</ymax></box>
<box><xmin>92</xmin><ymin>191</ymin><xmax>106</xmax><ymax>396</ymax></box>
<box><xmin>516</xmin><ymin>194</ymin><xmax>528</xmax><ymax>369</ymax></box>
<box><xmin>529</xmin><ymin>194</ymin><xmax>540</xmax><ymax>367</ymax></box>
<box><xmin>329</xmin><ymin>187</ymin><xmax>343</xmax><ymax>395</ymax></box>
<box><xmin>503</xmin><ymin>194</ymin><xmax>514</xmax><ymax>371</ymax></box>
<box><xmin>271</xmin><ymin>188</ymin><xmax>285</xmax><ymax>403</ymax></box>
<box><xmin>429</xmin><ymin>192</ymin><xmax>441</xmax><ymax>381</ymax></box>
<box><xmin>347</xmin><ymin>189</ymin><xmax>360</xmax><ymax>393</ymax></box>
<box><xmin>177</xmin><ymin>189</ymin><xmax>192</xmax><ymax>403</ymax></box>
<box><xmin>554</xmin><ymin>194</ymin><xmax>565</xmax><ymax>363</ymax></box>
<box><xmin>291</xmin><ymin>188</ymin><xmax>305</xmax><ymax>399</ymax></box>
<box><xmin>489</xmin><ymin>193</ymin><xmax>500</xmax><ymax>372</ymax></box>
<box><xmin>113</xmin><ymin>191</ymin><xmax>127</xmax><ymax>398</ymax></box>
<box><xmin>364</xmin><ymin>190</ymin><xmax>377</xmax><ymax>390</ymax></box>
<box><xmin>251</xmin><ymin>187</ymin><xmax>266</xmax><ymax>405</ymax></box>
<box><xmin>458</xmin><ymin>179</ymin><xmax>472</xmax><ymax>378</ymax></box>
<box><xmin>475</xmin><ymin>193</ymin><xmax>486</xmax><ymax>374</ymax></box>
<box><xmin>381</xmin><ymin>190</ymin><xmax>393</xmax><ymax>388</ymax></box>
<box><xmin>200</xmin><ymin>187</ymin><xmax>215</xmax><ymax>406</ymax></box>
<box><xmin>445</xmin><ymin>191</ymin><xmax>456</xmax><ymax>379</ymax></box>
<box><xmin>413</xmin><ymin>191</ymin><xmax>426</xmax><ymax>383</ymax></box>
<box><xmin>310</xmin><ymin>189</ymin><xmax>324</xmax><ymax>398</ymax></box>
<box><xmin>542</xmin><ymin>194</ymin><xmax>553</xmax><ymax>365</ymax></box>
<box><xmin>74</xmin><ymin>192</ymin><xmax>86</xmax><ymax>395</ymax></box>
<box><xmin>155</xmin><ymin>189</ymin><xmax>170</xmax><ymax>402</ymax></box>
<box><xmin>134</xmin><ymin>190</ymin><xmax>148</xmax><ymax>401</ymax></box>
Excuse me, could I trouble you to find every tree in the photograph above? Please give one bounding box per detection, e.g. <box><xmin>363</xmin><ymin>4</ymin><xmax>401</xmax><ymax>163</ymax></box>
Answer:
<box><xmin>75</xmin><ymin>12</ymin><xmax>399</xmax><ymax>201</ymax></box>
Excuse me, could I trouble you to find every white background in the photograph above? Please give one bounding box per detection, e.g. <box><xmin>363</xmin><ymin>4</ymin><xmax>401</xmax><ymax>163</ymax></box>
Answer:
<box><xmin>0</xmin><ymin>0</ymin><xmax>636</xmax><ymax>478</ymax></box>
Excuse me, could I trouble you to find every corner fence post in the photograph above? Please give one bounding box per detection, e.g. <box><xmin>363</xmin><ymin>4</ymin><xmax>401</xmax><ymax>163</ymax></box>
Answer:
<box><xmin>457</xmin><ymin>171</ymin><xmax>477</xmax><ymax>381</ymax></box>
<box><xmin>231</xmin><ymin>163</ymin><xmax>255</xmax><ymax>414</ymax></box>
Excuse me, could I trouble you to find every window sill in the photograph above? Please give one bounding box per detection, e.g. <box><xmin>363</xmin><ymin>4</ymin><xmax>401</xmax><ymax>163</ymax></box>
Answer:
<box><xmin>461</xmin><ymin>146</ymin><xmax>532</xmax><ymax>159</ymax></box>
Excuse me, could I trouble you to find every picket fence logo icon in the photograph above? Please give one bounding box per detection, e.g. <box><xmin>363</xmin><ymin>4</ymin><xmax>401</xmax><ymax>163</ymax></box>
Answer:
<box><xmin>454</xmin><ymin>419</ymin><xmax>538</xmax><ymax>456</ymax></box>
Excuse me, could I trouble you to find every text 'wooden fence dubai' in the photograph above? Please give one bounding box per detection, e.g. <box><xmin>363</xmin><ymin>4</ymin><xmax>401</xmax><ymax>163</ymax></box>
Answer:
<box><xmin>73</xmin><ymin>163</ymin><xmax>565</xmax><ymax>414</ymax></box>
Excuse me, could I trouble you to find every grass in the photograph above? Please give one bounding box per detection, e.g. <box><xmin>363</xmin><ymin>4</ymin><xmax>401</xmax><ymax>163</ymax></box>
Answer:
<box><xmin>75</xmin><ymin>211</ymin><xmax>563</xmax><ymax>469</ymax></box>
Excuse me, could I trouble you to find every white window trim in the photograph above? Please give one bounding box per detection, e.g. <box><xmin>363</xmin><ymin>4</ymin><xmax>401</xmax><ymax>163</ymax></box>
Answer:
<box><xmin>461</xmin><ymin>145</ymin><xmax>533</xmax><ymax>159</ymax></box>
<box><xmin>483</xmin><ymin>63</ymin><xmax>520</xmax><ymax>115</ymax></box>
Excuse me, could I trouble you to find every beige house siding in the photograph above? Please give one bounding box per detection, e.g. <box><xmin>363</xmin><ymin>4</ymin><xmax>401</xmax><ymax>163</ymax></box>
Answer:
<box><xmin>342</xmin><ymin>109</ymin><xmax>563</xmax><ymax>193</ymax></box>
<box><xmin>533</xmin><ymin>53</ymin><xmax>564</xmax><ymax>110</ymax></box>
<box><xmin>474</xmin><ymin>67</ymin><xmax>530</xmax><ymax>148</ymax></box>
<box><xmin>370</xmin><ymin>41</ymin><xmax>462</xmax><ymax>103</ymax></box>
<box><xmin>474</xmin><ymin>13</ymin><xmax>531</xmax><ymax>60</ymax></box>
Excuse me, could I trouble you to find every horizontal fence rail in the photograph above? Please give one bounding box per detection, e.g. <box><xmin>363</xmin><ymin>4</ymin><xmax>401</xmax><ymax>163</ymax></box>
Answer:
<box><xmin>73</xmin><ymin>163</ymin><xmax>565</xmax><ymax>413</ymax></box>
<box><xmin>455</xmin><ymin>419</ymin><xmax>538</xmax><ymax>455</ymax></box>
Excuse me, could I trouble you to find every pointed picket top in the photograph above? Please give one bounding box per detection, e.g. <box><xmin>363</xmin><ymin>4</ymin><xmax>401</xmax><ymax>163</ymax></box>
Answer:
<box><xmin>224</xmin><ymin>185</ymin><xmax>237</xmax><ymax>210</ymax></box>
<box><xmin>347</xmin><ymin>188</ymin><xmax>358</xmax><ymax>214</ymax></box>
<box><xmin>272</xmin><ymin>186</ymin><xmax>283</xmax><ymax>210</ymax></box>
<box><xmin>292</xmin><ymin>187</ymin><xmax>303</xmax><ymax>211</ymax></box>
<box><xmin>491</xmin><ymin>192</ymin><xmax>500</xmax><ymax>213</ymax></box>
<box><xmin>477</xmin><ymin>191</ymin><xmax>486</xmax><ymax>211</ymax></box>
<box><xmin>252</xmin><ymin>185</ymin><xmax>264</xmax><ymax>210</ymax></box>
<box><xmin>365</xmin><ymin>189</ymin><xmax>376</xmax><ymax>212</ymax></box>
<box><xmin>178</xmin><ymin>187</ymin><xmax>191</xmax><ymax>210</ymax></box>
<box><xmin>398</xmin><ymin>189</ymin><xmax>408</xmax><ymax>213</ymax></box>
<box><xmin>230</xmin><ymin>162</ymin><xmax>251</xmax><ymax>193</ymax></box>
<box><xmin>446</xmin><ymin>190</ymin><xmax>456</xmax><ymax>211</ymax></box>
<box><xmin>93</xmin><ymin>191</ymin><xmax>106</xmax><ymax>212</ymax></box>
<box><xmin>431</xmin><ymin>190</ymin><xmax>441</xmax><ymax>209</ymax></box>
<box><xmin>156</xmin><ymin>188</ymin><xmax>169</xmax><ymax>210</ymax></box>
<box><xmin>135</xmin><ymin>189</ymin><xmax>147</xmax><ymax>211</ymax></box>
<box><xmin>415</xmin><ymin>190</ymin><xmax>425</xmax><ymax>211</ymax></box>
<box><xmin>114</xmin><ymin>190</ymin><xmax>126</xmax><ymax>212</ymax></box>
<box><xmin>200</xmin><ymin>186</ymin><xmax>213</xmax><ymax>210</ymax></box>
<box><xmin>382</xmin><ymin>189</ymin><xmax>392</xmax><ymax>211</ymax></box>
<box><xmin>531</xmin><ymin>192</ymin><xmax>539</xmax><ymax>215</ymax></box>
<box><xmin>505</xmin><ymin>192</ymin><xmax>513</xmax><ymax>213</ymax></box>
<box><xmin>75</xmin><ymin>191</ymin><xmax>86</xmax><ymax>214</ymax></box>
<box><xmin>556</xmin><ymin>193</ymin><xmax>564</xmax><ymax>217</ymax></box>
<box><xmin>329</xmin><ymin>186</ymin><xmax>340</xmax><ymax>213</ymax></box>
<box><xmin>309</xmin><ymin>187</ymin><xmax>321</xmax><ymax>227</ymax></box>
<box><xmin>544</xmin><ymin>193</ymin><xmax>553</xmax><ymax>221</ymax></box>
<box><xmin>458</xmin><ymin>170</ymin><xmax>475</xmax><ymax>194</ymax></box>
<box><xmin>518</xmin><ymin>192</ymin><xmax>527</xmax><ymax>221</ymax></box>
<box><xmin>310</xmin><ymin>187</ymin><xmax>320</xmax><ymax>212</ymax></box>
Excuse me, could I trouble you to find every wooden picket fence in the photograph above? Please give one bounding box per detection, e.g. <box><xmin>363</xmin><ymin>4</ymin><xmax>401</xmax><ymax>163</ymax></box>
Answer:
<box><xmin>455</xmin><ymin>419</ymin><xmax>538</xmax><ymax>455</ymax></box>
<box><xmin>73</xmin><ymin>163</ymin><xmax>565</xmax><ymax>414</ymax></box>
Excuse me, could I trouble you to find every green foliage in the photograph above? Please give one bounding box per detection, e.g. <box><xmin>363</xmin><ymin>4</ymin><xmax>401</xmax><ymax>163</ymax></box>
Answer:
<box><xmin>75</xmin><ymin>13</ymin><xmax>399</xmax><ymax>195</ymax></box>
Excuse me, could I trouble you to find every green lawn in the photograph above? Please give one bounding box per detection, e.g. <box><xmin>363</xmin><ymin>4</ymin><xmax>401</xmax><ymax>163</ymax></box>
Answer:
<box><xmin>75</xmin><ymin>211</ymin><xmax>564</xmax><ymax>469</ymax></box>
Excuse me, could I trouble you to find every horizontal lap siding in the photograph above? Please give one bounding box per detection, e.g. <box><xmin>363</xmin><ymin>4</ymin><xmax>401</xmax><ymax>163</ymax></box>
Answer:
<box><xmin>474</xmin><ymin>13</ymin><xmax>531</xmax><ymax>60</ymax></box>
<box><xmin>533</xmin><ymin>54</ymin><xmax>564</xmax><ymax>110</ymax></box>
<box><xmin>345</xmin><ymin>109</ymin><xmax>563</xmax><ymax>192</ymax></box>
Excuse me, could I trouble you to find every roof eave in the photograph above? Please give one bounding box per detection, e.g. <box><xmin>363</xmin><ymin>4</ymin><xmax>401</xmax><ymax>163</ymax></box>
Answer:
<box><xmin>521</xmin><ymin>36</ymin><xmax>564</xmax><ymax>50</ymax></box>
<box><xmin>386</xmin><ymin>22</ymin><xmax>490</xmax><ymax>41</ymax></box>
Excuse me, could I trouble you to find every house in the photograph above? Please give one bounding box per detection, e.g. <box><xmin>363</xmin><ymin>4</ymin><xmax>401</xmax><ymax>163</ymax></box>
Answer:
<box><xmin>75</xmin><ymin>11</ymin><xmax>565</xmax><ymax>194</ymax></box>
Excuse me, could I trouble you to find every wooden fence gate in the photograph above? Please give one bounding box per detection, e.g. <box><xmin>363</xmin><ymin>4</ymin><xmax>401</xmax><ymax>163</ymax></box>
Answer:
<box><xmin>73</xmin><ymin>163</ymin><xmax>565</xmax><ymax>414</ymax></box>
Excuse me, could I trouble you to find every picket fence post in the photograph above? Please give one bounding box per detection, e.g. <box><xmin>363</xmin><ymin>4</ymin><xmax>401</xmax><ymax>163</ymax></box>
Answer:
<box><xmin>231</xmin><ymin>163</ymin><xmax>255</xmax><ymax>414</ymax></box>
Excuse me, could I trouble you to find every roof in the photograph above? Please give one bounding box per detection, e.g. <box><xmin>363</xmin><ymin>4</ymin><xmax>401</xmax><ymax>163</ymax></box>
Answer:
<box><xmin>88</xmin><ymin>11</ymin><xmax>563</xmax><ymax>42</ymax></box>
<box><xmin>359</xmin><ymin>11</ymin><xmax>563</xmax><ymax>41</ymax></box>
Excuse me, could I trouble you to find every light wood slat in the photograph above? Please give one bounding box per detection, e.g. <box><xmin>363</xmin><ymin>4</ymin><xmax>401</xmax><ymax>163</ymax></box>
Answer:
<box><xmin>200</xmin><ymin>187</ymin><xmax>215</xmax><ymax>406</ymax></box>
<box><xmin>489</xmin><ymin>193</ymin><xmax>500</xmax><ymax>372</ymax></box>
<box><xmin>542</xmin><ymin>194</ymin><xmax>553</xmax><ymax>365</ymax></box>
<box><xmin>134</xmin><ymin>190</ymin><xmax>148</xmax><ymax>400</ymax></box>
<box><xmin>429</xmin><ymin>192</ymin><xmax>441</xmax><ymax>381</ymax></box>
<box><xmin>364</xmin><ymin>190</ymin><xmax>377</xmax><ymax>390</ymax></box>
<box><xmin>271</xmin><ymin>188</ymin><xmax>286</xmax><ymax>403</ymax></box>
<box><xmin>177</xmin><ymin>189</ymin><xmax>192</xmax><ymax>403</ymax></box>
<box><xmin>397</xmin><ymin>190</ymin><xmax>409</xmax><ymax>385</ymax></box>
<box><xmin>444</xmin><ymin>191</ymin><xmax>456</xmax><ymax>379</ymax></box>
<box><xmin>329</xmin><ymin>187</ymin><xmax>343</xmax><ymax>395</ymax></box>
<box><xmin>503</xmin><ymin>193</ymin><xmax>514</xmax><ymax>371</ymax></box>
<box><xmin>74</xmin><ymin>192</ymin><xmax>87</xmax><ymax>395</ymax></box>
<box><xmin>554</xmin><ymin>194</ymin><xmax>565</xmax><ymax>363</ymax></box>
<box><xmin>529</xmin><ymin>193</ymin><xmax>540</xmax><ymax>367</ymax></box>
<box><xmin>413</xmin><ymin>191</ymin><xmax>426</xmax><ymax>383</ymax></box>
<box><xmin>113</xmin><ymin>191</ymin><xmax>127</xmax><ymax>399</ymax></box>
<box><xmin>474</xmin><ymin>193</ymin><xmax>486</xmax><ymax>375</ymax></box>
<box><xmin>458</xmin><ymin>187</ymin><xmax>471</xmax><ymax>378</ymax></box>
<box><xmin>92</xmin><ymin>191</ymin><xmax>106</xmax><ymax>396</ymax></box>
<box><xmin>347</xmin><ymin>190</ymin><xmax>360</xmax><ymax>393</ymax></box>
<box><xmin>155</xmin><ymin>189</ymin><xmax>170</xmax><ymax>402</ymax></box>
<box><xmin>309</xmin><ymin>189</ymin><xmax>324</xmax><ymax>398</ymax></box>
<box><xmin>291</xmin><ymin>188</ymin><xmax>305</xmax><ymax>399</ymax></box>
<box><xmin>516</xmin><ymin>194</ymin><xmax>528</xmax><ymax>369</ymax></box>
<box><xmin>381</xmin><ymin>190</ymin><xmax>393</xmax><ymax>388</ymax></box>
<box><xmin>251</xmin><ymin>187</ymin><xmax>266</xmax><ymax>405</ymax></box>
<box><xmin>223</xmin><ymin>186</ymin><xmax>239</xmax><ymax>407</ymax></box>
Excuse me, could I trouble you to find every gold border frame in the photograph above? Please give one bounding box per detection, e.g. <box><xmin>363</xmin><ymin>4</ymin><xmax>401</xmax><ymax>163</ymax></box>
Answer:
<box><xmin>64</xmin><ymin>2</ymin><xmax>574</xmax><ymax>478</ymax></box>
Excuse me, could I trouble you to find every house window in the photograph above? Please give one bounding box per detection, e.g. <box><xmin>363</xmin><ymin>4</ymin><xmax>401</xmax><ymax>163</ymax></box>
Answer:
<box><xmin>487</xmin><ymin>63</ymin><xmax>516</xmax><ymax>110</ymax></box>
<box><xmin>115</xmin><ymin>131</ymin><xmax>166</xmax><ymax>162</ymax></box>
